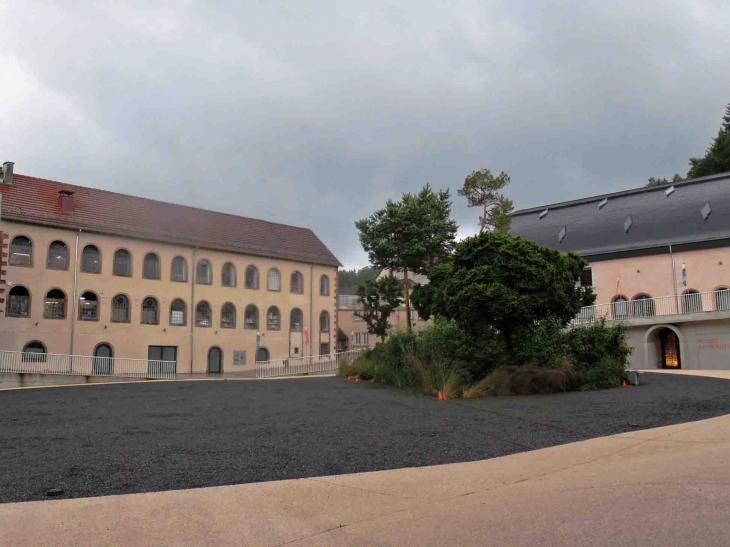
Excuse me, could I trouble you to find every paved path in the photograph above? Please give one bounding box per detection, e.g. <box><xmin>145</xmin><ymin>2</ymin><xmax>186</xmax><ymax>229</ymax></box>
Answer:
<box><xmin>2</xmin><ymin>412</ymin><xmax>730</xmax><ymax>547</ymax></box>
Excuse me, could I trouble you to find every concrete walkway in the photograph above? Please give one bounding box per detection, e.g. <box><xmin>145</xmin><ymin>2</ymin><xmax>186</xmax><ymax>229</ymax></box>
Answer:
<box><xmin>2</xmin><ymin>410</ymin><xmax>730</xmax><ymax>547</ymax></box>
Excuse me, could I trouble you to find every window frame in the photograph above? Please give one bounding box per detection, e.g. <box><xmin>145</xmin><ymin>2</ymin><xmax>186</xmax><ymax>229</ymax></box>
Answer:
<box><xmin>43</xmin><ymin>288</ymin><xmax>67</xmax><ymax>320</ymax></box>
<box><xmin>290</xmin><ymin>271</ymin><xmax>304</xmax><ymax>294</ymax></box>
<box><xmin>267</xmin><ymin>268</ymin><xmax>281</xmax><ymax>292</ymax></box>
<box><xmin>195</xmin><ymin>300</ymin><xmax>212</xmax><ymax>328</ymax></box>
<box><xmin>110</xmin><ymin>293</ymin><xmax>132</xmax><ymax>324</ymax></box>
<box><xmin>9</xmin><ymin>235</ymin><xmax>33</xmax><ymax>267</ymax></box>
<box><xmin>6</xmin><ymin>285</ymin><xmax>32</xmax><ymax>318</ymax></box>
<box><xmin>143</xmin><ymin>252</ymin><xmax>161</xmax><ymax>280</ymax></box>
<box><xmin>22</xmin><ymin>341</ymin><xmax>47</xmax><ymax>362</ymax></box>
<box><xmin>221</xmin><ymin>262</ymin><xmax>237</xmax><ymax>288</ymax></box>
<box><xmin>141</xmin><ymin>296</ymin><xmax>160</xmax><ymax>325</ymax></box>
<box><xmin>46</xmin><ymin>240</ymin><xmax>70</xmax><ymax>271</ymax></box>
<box><xmin>78</xmin><ymin>290</ymin><xmax>100</xmax><ymax>322</ymax></box>
<box><xmin>320</xmin><ymin>275</ymin><xmax>330</xmax><ymax>296</ymax></box>
<box><xmin>112</xmin><ymin>248</ymin><xmax>133</xmax><ymax>278</ymax></box>
<box><xmin>267</xmin><ymin>306</ymin><xmax>281</xmax><ymax>331</ymax></box>
<box><xmin>220</xmin><ymin>302</ymin><xmax>236</xmax><ymax>329</ymax></box>
<box><xmin>171</xmin><ymin>256</ymin><xmax>188</xmax><ymax>283</ymax></box>
<box><xmin>196</xmin><ymin>259</ymin><xmax>213</xmax><ymax>285</ymax></box>
<box><xmin>244</xmin><ymin>304</ymin><xmax>259</xmax><ymax>330</ymax></box>
<box><xmin>245</xmin><ymin>265</ymin><xmax>260</xmax><ymax>290</ymax></box>
<box><xmin>81</xmin><ymin>244</ymin><xmax>102</xmax><ymax>274</ymax></box>
<box><xmin>320</xmin><ymin>310</ymin><xmax>330</xmax><ymax>332</ymax></box>
<box><xmin>169</xmin><ymin>298</ymin><xmax>188</xmax><ymax>327</ymax></box>
<box><xmin>290</xmin><ymin>308</ymin><xmax>303</xmax><ymax>332</ymax></box>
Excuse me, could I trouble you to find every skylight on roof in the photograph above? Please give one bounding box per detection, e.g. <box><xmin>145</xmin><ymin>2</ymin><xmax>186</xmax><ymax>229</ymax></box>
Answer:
<box><xmin>558</xmin><ymin>225</ymin><xmax>566</xmax><ymax>243</ymax></box>
<box><xmin>539</xmin><ymin>209</ymin><xmax>549</xmax><ymax>220</ymax></box>
<box><xmin>665</xmin><ymin>186</ymin><xmax>675</xmax><ymax>196</ymax></box>
<box><xmin>598</xmin><ymin>198</ymin><xmax>608</xmax><ymax>209</ymax></box>
<box><xmin>701</xmin><ymin>202</ymin><xmax>712</xmax><ymax>221</ymax></box>
<box><xmin>623</xmin><ymin>215</ymin><xmax>633</xmax><ymax>234</ymax></box>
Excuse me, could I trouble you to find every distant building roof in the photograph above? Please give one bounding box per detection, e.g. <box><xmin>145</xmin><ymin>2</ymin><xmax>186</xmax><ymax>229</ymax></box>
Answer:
<box><xmin>0</xmin><ymin>173</ymin><xmax>341</xmax><ymax>266</ymax></box>
<box><xmin>509</xmin><ymin>171</ymin><xmax>730</xmax><ymax>259</ymax></box>
<box><xmin>338</xmin><ymin>286</ymin><xmax>359</xmax><ymax>296</ymax></box>
<box><xmin>376</xmin><ymin>269</ymin><xmax>430</xmax><ymax>285</ymax></box>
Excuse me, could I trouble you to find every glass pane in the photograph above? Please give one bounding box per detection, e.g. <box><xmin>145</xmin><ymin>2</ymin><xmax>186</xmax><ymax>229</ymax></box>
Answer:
<box><xmin>82</xmin><ymin>246</ymin><xmax>100</xmax><ymax>273</ymax></box>
<box><xmin>48</xmin><ymin>242</ymin><xmax>68</xmax><ymax>270</ymax></box>
<box><xmin>11</xmin><ymin>237</ymin><xmax>32</xmax><ymax>265</ymax></box>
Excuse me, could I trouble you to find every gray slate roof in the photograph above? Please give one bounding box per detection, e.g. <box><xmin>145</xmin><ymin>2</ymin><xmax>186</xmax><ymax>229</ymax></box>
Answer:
<box><xmin>509</xmin><ymin>171</ymin><xmax>730</xmax><ymax>258</ymax></box>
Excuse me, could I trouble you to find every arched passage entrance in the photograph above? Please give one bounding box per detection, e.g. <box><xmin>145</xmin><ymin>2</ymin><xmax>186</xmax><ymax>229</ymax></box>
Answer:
<box><xmin>208</xmin><ymin>347</ymin><xmax>222</xmax><ymax>373</ymax></box>
<box><xmin>644</xmin><ymin>325</ymin><xmax>686</xmax><ymax>370</ymax></box>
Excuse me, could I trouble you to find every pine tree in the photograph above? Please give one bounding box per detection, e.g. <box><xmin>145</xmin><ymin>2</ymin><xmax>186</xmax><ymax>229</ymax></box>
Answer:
<box><xmin>687</xmin><ymin>103</ymin><xmax>730</xmax><ymax>179</ymax></box>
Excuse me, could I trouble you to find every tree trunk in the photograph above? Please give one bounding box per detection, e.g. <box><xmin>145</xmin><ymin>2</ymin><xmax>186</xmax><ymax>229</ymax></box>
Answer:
<box><xmin>403</xmin><ymin>267</ymin><xmax>412</xmax><ymax>332</ymax></box>
<box><xmin>480</xmin><ymin>200</ymin><xmax>487</xmax><ymax>234</ymax></box>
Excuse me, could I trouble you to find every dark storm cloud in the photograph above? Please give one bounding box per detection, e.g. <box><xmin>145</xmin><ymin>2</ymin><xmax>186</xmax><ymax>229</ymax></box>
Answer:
<box><xmin>2</xmin><ymin>0</ymin><xmax>729</xmax><ymax>268</ymax></box>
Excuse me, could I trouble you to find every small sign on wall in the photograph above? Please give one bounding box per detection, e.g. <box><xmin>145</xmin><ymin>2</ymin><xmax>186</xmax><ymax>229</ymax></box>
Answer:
<box><xmin>233</xmin><ymin>351</ymin><xmax>247</xmax><ymax>365</ymax></box>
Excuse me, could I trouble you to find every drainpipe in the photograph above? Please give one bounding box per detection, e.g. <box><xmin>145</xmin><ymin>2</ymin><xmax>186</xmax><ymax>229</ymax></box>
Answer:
<box><xmin>69</xmin><ymin>229</ymin><xmax>81</xmax><ymax>358</ymax></box>
<box><xmin>190</xmin><ymin>246</ymin><xmax>197</xmax><ymax>373</ymax></box>
<box><xmin>310</xmin><ymin>262</ymin><xmax>314</xmax><ymax>360</ymax></box>
<box><xmin>669</xmin><ymin>244</ymin><xmax>679</xmax><ymax>313</ymax></box>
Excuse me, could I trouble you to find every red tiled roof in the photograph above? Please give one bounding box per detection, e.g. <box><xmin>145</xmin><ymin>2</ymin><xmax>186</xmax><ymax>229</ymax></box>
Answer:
<box><xmin>0</xmin><ymin>174</ymin><xmax>341</xmax><ymax>267</ymax></box>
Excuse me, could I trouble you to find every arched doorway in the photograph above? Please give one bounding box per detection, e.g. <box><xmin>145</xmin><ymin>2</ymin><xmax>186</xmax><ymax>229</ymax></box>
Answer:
<box><xmin>93</xmin><ymin>343</ymin><xmax>114</xmax><ymax>375</ymax></box>
<box><xmin>658</xmin><ymin>328</ymin><xmax>681</xmax><ymax>369</ymax></box>
<box><xmin>208</xmin><ymin>347</ymin><xmax>222</xmax><ymax>373</ymax></box>
<box><xmin>256</xmin><ymin>347</ymin><xmax>269</xmax><ymax>362</ymax></box>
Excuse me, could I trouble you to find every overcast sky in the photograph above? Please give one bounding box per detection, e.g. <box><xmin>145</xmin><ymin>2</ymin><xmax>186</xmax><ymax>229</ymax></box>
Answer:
<box><xmin>1</xmin><ymin>1</ymin><xmax>728</xmax><ymax>269</ymax></box>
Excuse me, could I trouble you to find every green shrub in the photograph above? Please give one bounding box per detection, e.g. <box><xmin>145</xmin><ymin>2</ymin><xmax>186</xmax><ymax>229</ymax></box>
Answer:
<box><xmin>464</xmin><ymin>361</ymin><xmax>574</xmax><ymax>396</ymax></box>
<box><xmin>515</xmin><ymin>318</ymin><xmax>566</xmax><ymax>366</ymax></box>
<box><xmin>372</xmin><ymin>330</ymin><xmax>418</xmax><ymax>371</ymax></box>
<box><xmin>569</xmin><ymin>355</ymin><xmax>626</xmax><ymax>391</ymax></box>
<box><xmin>562</xmin><ymin>320</ymin><xmax>632</xmax><ymax>370</ymax></box>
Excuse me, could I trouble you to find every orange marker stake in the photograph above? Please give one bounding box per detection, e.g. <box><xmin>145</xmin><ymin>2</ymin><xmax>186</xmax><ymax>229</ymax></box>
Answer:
<box><xmin>622</xmin><ymin>380</ymin><xmax>627</xmax><ymax>387</ymax></box>
<box><xmin>438</xmin><ymin>391</ymin><xmax>444</xmax><ymax>401</ymax></box>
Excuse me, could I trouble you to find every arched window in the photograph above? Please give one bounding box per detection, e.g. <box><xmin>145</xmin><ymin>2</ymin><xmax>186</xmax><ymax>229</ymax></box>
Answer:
<box><xmin>245</xmin><ymin>265</ymin><xmax>259</xmax><ymax>289</ymax></box>
<box><xmin>256</xmin><ymin>347</ymin><xmax>269</xmax><ymax>362</ymax></box>
<box><xmin>111</xmin><ymin>294</ymin><xmax>130</xmax><ymax>323</ymax></box>
<box><xmin>81</xmin><ymin>245</ymin><xmax>101</xmax><ymax>273</ymax></box>
<box><xmin>221</xmin><ymin>302</ymin><xmax>236</xmax><ymax>328</ymax></box>
<box><xmin>612</xmin><ymin>295</ymin><xmax>629</xmax><ymax>320</ymax></box>
<box><xmin>141</xmin><ymin>297</ymin><xmax>159</xmax><ymax>325</ymax></box>
<box><xmin>631</xmin><ymin>295</ymin><xmax>655</xmax><ymax>318</ymax></box>
<box><xmin>79</xmin><ymin>291</ymin><xmax>99</xmax><ymax>321</ymax></box>
<box><xmin>222</xmin><ymin>263</ymin><xmax>237</xmax><ymax>287</ymax></box>
<box><xmin>143</xmin><ymin>253</ymin><xmax>160</xmax><ymax>279</ymax></box>
<box><xmin>196</xmin><ymin>301</ymin><xmax>212</xmax><ymax>327</ymax></box>
<box><xmin>715</xmin><ymin>288</ymin><xmax>730</xmax><ymax>312</ymax></box>
<box><xmin>113</xmin><ymin>249</ymin><xmax>132</xmax><ymax>277</ymax></box>
<box><xmin>22</xmin><ymin>341</ymin><xmax>46</xmax><ymax>363</ymax></box>
<box><xmin>196</xmin><ymin>260</ymin><xmax>212</xmax><ymax>285</ymax></box>
<box><xmin>682</xmin><ymin>289</ymin><xmax>702</xmax><ymax>314</ymax></box>
<box><xmin>320</xmin><ymin>310</ymin><xmax>330</xmax><ymax>332</ymax></box>
<box><xmin>320</xmin><ymin>275</ymin><xmax>330</xmax><ymax>296</ymax></box>
<box><xmin>291</xmin><ymin>271</ymin><xmax>303</xmax><ymax>294</ymax></box>
<box><xmin>44</xmin><ymin>289</ymin><xmax>66</xmax><ymax>319</ymax></box>
<box><xmin>170</xmin><ymin>298</ymin><xmax>187</xmax><ymax>326</ymax></box>
<box><xmin>93</xmin><ymin>343</ymin><xmax>114</xmax><ymax>375</ymax></box>
<box><xmin>47</xmin><ymin>241</ymin><xmax>69</xmax><ymax>270</ymax></box>
<box><xmin>267</xmin><ymin>268</ymin><xmax>281</xmax><ymax>291</ymax></box>
<box><xmin>267</xmin><ymin>306</ymin><xmax>280</xmax><ymax>330</ymax></box>
<box><xmin>290</xmin><ymin>308</ymin><xmax>303</xmax><ymax>331</ymax></box>
<box><xmin>171</xmin><ymin>256</ymin><xmax>188</xmax><ymax>282</ymax></box>
<box><xmin>7</xmin><ymin>286</ymin><xmax>30</xmax><ymax>317</ymax></box>
<box><xmin>10</xmin><ymin>236</ymin><xmax>32</xmax><ymax>266</ymax></box>
<box><xmin>244</xmin><ymin>305</ymin><xmax>259</xmax><ymax>330</ymax></box>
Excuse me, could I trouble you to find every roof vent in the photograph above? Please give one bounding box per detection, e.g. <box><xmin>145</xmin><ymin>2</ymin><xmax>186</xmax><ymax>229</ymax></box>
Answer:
<box><xmin>539</xmin><ymin>208</ymin><xmax>549</xmax><ymax>220</ymax></box>
<box><xmin>0</xmin><ymin>161</ymin><xmax>14</xmax><ymax>185</ymax></box>
<box><xmin>598</xmin><ymin>198</ymin><xmax>608</xmax><ymax>209</ymax></box>
<box><xmin>623</xmin><ymin>215</ymin><xmax>633</xmax><ymax>233</ymax></box>
<box><xmin>558</xmin><ymin>225</ymin><xmax>567</xmax><ymax>243</ymax></box>
<box><xmin>701</xmin><ymin>202</ymin><xmax>712</xmax><ymax>221</ymax></box>
<box><xmin>59</xmin><ymin>190</ymin><xmax>75</xmax><ymax>213</ymax></box>
<box><xmin>665</xmin><ymin>185</ymin><xmax>675</xmax><ymax>196</ymax></box>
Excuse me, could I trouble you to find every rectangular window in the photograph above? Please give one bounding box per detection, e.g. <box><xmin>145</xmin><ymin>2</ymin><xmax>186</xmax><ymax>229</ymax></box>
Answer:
<box><xmin>147</xmin><ymin>346</ymin><xmax>178</xmax><ymax>375</ymax></box>
<box><xmin>354</xmin><ymin>332</ymin><xmax>361</xmax><ymax>345</ymax></box>
<box><xmin>580</xmin><ymin>267</ymin><xmax>593</xmax><ymax>287</ymax></box>
<box><xmin>320</xmin><ymin>343</ymin><xmax>330</xmax><ymax>356</ymax></box>
<box><xmin>363</xmin><ymin>333</ymin><xmax>369</xmax><ymax>345</ymax></box>
<box><xmin>171</xmin><ymin>310</ymin><xmax>185</xmax><ymax>326</ymax></box>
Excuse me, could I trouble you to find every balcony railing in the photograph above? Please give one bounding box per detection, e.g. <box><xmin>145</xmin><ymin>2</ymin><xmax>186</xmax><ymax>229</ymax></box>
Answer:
<box><xmin>574</xmin><ymin>289</ymin><xmax>730</xmax><ymax>325</ymax></box>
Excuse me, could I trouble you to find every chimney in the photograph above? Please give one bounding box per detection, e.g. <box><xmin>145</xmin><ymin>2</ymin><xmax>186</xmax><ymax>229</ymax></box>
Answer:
<box><xmin>59</xmin><ymin>190</ymin><xmax>75</xmax><ymax>213</ymax></box>
<box><xmin>1</xmin><ymin>161</ymin><xmax>13</xmax><ymax>185</ymax></box>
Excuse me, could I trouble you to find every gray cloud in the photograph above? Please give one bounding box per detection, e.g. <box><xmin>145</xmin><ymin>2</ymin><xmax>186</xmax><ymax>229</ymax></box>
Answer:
<box><xmin>2</xmin><ymin>0</ymin><xmax>729</xmax><ymax>268</ymax></box>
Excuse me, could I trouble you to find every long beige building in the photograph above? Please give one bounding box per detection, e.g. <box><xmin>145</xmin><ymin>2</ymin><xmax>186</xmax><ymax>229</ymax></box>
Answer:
<box><xmin>0</xmin><ymin>162</ymin><xmax>340</xmax><ymax>373</ymax></box>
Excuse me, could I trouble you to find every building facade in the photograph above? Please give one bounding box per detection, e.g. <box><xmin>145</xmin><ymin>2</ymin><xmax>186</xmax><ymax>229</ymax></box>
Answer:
<box><xmin>0</xmin><ymin>162</ymin><xmax>340</xmax><ymax>373</ymax></box>
<box><xmin>510</xmin><ymin>171</ymin><xmax>730</xmax><ymax>370</ymax></box>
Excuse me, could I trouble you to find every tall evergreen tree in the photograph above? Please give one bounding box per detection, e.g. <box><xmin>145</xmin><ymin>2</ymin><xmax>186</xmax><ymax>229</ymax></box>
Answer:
<box><xmin>687</xmin><ymin>103</ymin><xmax>730</xmax><ymax>179</ymax></box>
<box><xmin>457</xmin><ymin>169</ymin><xmax>514</xmax><ymax>234</ymax></box>
<box><xmin>355</xmin><ymin>184</ymin><xmax>458</xmax><ymax>331</ymax></box>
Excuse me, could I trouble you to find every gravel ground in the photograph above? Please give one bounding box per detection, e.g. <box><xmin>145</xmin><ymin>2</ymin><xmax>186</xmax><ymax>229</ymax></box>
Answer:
<box><xmin>2</xmin><ymin>372</ymin><xmax>730</xmax><ymax>504</ymax></box>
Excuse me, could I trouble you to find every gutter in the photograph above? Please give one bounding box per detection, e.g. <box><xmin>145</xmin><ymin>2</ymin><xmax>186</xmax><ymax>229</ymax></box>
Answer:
<box><xmin>309</xmin><ymin>262</ymin><xmax>314</xmax><ymax>359</ymax></box>
<box><xmin>190</xmin><ymin>246</ymin><xmax>197</xmax><ymax>373</ymax></box>
<box><xmin>69</xmin><ymin>229</ymin><xmax>80</xmax><ymax>357</ymax></box>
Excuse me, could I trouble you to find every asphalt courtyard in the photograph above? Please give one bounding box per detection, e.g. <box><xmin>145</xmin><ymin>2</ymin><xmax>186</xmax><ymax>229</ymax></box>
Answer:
<box><xmin>3</xmin><ymin>373</ymin><xmax>730</xmax><ymax>504</ymax></box>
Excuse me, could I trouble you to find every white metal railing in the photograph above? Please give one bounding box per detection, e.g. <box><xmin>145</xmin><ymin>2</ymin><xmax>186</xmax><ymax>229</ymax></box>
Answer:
<box><xmin>573</xmin><ymin>289</ymin><xmax>730</xmax><ymax>325</ymax></box>
<box><xmin>254</xmin><ymin>348</ymin><xmax>367</xmax><ymax>379</ymax></box>
<box><xmin>0</xmin><ymin>350</ymin><xmax>177</xmax><ymax>379</ymax></box>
